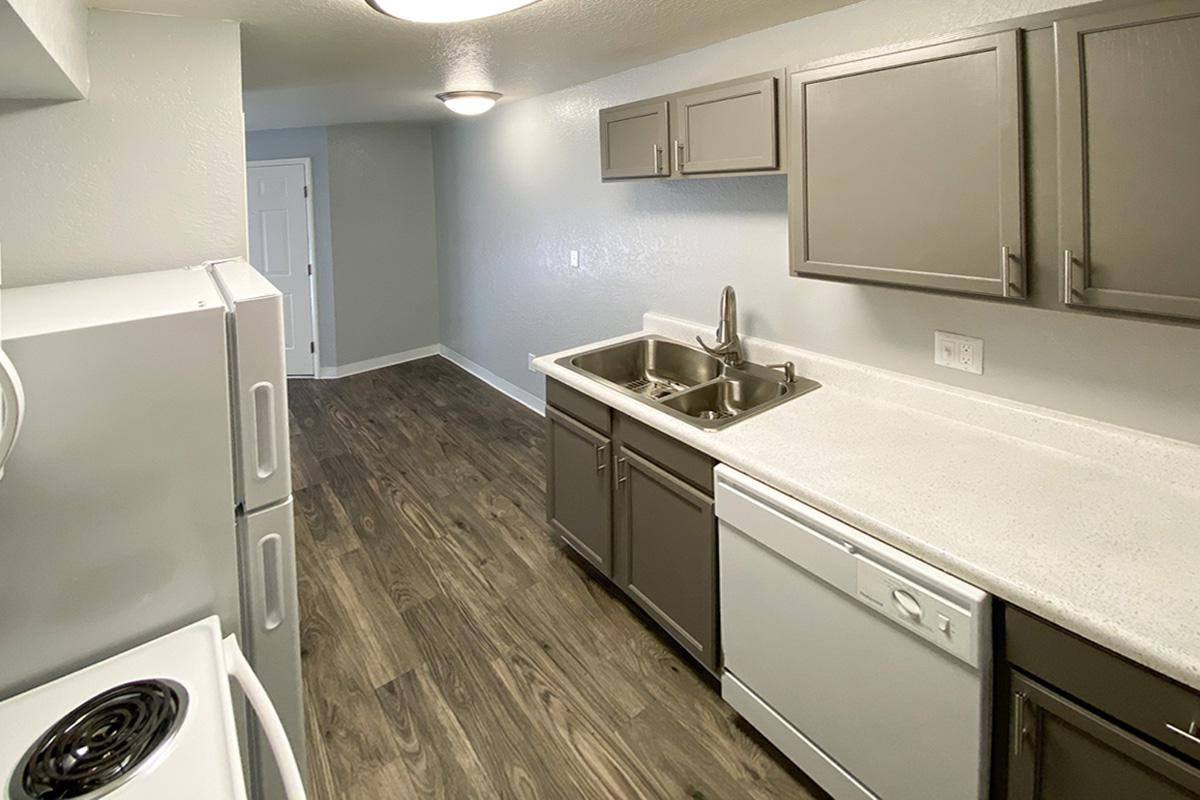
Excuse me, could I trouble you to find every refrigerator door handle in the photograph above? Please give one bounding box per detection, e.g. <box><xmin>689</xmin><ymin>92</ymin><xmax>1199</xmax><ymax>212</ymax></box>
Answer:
<box><xmin>251</xmin><ymin>381</ymin><xmax>278</xmax><ymax>480</ymax></box>
<box><xmin>258</xmin><ymin>533</ymin><xmax>286</xmax><ymax>631</ymax></box>
<box><xmin>224</xmin><ymin>634</ymin><xmax>307</xmax><ymax>800</ymax></box>
<box><xmin>0</xmin><ymin>349</ymin><xmax>26</xmax><ymax>480</ymax></box>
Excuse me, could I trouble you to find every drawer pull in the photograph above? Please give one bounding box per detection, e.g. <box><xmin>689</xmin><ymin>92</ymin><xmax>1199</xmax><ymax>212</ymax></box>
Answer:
<box><xmin>1166</xmin><ymin>721</ymin><xmax>1200</xmax><ymax>747</ymax></box>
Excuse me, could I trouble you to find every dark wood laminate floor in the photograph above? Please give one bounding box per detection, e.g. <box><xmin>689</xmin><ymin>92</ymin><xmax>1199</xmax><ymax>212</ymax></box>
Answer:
<box><xmin>288</xmin><ymin>356</ymin><xmax>829</xmax><ymax>799</ymax></box>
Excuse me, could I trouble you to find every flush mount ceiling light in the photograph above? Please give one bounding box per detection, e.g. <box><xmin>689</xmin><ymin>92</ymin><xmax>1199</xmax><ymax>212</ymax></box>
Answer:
<box><xmin>437</xmin><ymin>90</ymin><xmax>502</xmax><ymax>115</ymax></box>
<box><xmin>366</xmin><ymin>0</ymin><xmax>541</xmax><ymax>23</ymax></box>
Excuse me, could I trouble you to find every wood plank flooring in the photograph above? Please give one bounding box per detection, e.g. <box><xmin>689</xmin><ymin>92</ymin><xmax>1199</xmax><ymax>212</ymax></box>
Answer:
<box><xmin>288</xmin><ymin>356</ymin><xmax>829</xmax><ymax>799</ymax></box>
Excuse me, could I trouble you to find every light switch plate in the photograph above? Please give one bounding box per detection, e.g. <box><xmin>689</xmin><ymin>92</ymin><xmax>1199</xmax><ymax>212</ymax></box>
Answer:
<box><xmin>569</xmin><ymin>250</ymin><xmax>580</xmax><ymax>268</ymax></box>
<box><xmin>934</xmin><ymin>331</ymin><xmax>983</xmax><ymax>375</ymax></box>
<box><xmin>527</xmin><ymin>352</ymin><xmax>536</xmax><ymax>372</ymax></box>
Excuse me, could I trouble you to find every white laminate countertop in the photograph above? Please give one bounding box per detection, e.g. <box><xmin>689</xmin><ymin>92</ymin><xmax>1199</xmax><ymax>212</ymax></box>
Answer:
<box><xmin>534</xmin><ymin>313</ymin><xmax>1200</xmax><ymax>691</ymax></box>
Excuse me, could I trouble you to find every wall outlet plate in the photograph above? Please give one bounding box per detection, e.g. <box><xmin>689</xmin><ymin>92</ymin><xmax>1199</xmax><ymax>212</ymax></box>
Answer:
<box><xmin>569</xmin><ymin>249</ymin><xmax>580</xmax><ymax>268</ymax></box>
<box><xmin>934</xmin><ymin>331</ymin><xmax>983</xmax><ymax>375</ymax></box>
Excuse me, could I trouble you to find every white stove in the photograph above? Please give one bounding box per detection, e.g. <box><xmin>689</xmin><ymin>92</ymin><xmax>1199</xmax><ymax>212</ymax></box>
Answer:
<box><xmin>0</xmin><ymin>618</ymin><xmax>305</xmax><ymax>800</ymax></box>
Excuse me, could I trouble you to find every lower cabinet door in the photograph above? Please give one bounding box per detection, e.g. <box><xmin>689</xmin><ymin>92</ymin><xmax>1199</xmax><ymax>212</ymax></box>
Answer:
<box><xmin>1007</xmin><ymin>671</ymin><xmax>1200</xmax><ymax>799</ymax></box>
<box><xmin>616</xmin><ymin>446</ymin><xmax>718</xmax><ymax>672</ymax></box>
<box><xmin>546</xmin><ymin>407</ymin><xmax>614</xmax><ymax>575</ymax></box>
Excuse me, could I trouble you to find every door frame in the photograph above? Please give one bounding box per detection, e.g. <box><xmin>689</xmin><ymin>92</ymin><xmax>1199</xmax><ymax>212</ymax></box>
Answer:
<box><xmin>246</xmin><ymin>157</ymin><xmax>320</xmax><ymax>378</ymax></box>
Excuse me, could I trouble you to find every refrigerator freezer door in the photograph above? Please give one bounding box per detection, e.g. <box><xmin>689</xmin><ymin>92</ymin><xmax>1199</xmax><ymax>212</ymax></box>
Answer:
<box><xmin>208</xmin><ymin>261</ymin><xmax>292</xmax><ymax>513</ymax></box>
<box><xmin>0</xmin><ymin>282</ymin><xmax>241</xmax><ymax>698</ymax></box>
<box><xmin>239</xmin><ymin>497</ymin><xmax>305</xmax><ymax>799</ymax></box>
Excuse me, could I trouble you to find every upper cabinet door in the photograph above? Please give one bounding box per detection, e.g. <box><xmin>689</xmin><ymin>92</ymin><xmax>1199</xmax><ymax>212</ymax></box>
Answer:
<box><xmin>789</xmin><ymin>31</ymin><xmax>1025</xmax><ymax>298</ymax></box>
<box><xmin>1056</xmin><ymin>1</ymin><xmax>1200</xmax><ymax>321</ymax></box>
<box><xmin>599</xmin><ymin>100</ymin><xmax>669</xmax><ymax>180</ymax></box>
<box><xmin>672</xmin><ymin>74</ymin><xmax>779</xmax><ymax>174</ymax></box>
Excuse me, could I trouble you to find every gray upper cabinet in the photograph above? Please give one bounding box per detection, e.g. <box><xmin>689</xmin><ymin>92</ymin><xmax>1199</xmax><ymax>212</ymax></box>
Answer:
<box><xmin>545</xmin><ymin>407</ymin><xmax>613</xmax><ymax>576</ymax></box>
<box><xmin>789</xmin><ymin>31</ymin><xmax>1026</xmax><ymax>298</ymax></box>
<box><xmin>1056</xmin><ymin>1</ymin><xmax>1200</xmax><ymax>321</ymax></box>
<box><xmin>671</xmin><ymin>72</ymin><xmax>780</xmax><ymax>175</ymax></box>
<box><xmin>599</xmin><ymin>100</ymin><xmax>669</xmax><ymax>180</ymax></box>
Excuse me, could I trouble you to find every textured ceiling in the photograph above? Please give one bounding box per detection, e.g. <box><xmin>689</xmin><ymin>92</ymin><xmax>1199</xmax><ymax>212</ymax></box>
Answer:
<box><xmin>86</xmin><ymin>0</ymin><xmax>859</xmax><ymax>130</ymax></box>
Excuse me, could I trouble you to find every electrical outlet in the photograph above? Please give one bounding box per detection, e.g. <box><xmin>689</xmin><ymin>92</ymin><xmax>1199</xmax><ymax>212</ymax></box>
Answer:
<box><xmin>934</xmin><ymin>331</ymin><xmax>984</xmax><ymax>375</ymax></box>
<box><xmin>569</xmin><ymin>249</ymin><xmax>580</xmax><ymax>268</ymax></box>
<box><xmin>528</xmin><ymin>353</ymin><xmax>537</xmax><ymax>372</ymax></box>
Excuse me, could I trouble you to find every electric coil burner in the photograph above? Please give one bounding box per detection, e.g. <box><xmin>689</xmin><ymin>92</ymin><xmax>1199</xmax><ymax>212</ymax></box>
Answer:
<box><xmin>13</xmin><ymin>679</ymin><xmax>188</xmax><ymax>800</ymax></box>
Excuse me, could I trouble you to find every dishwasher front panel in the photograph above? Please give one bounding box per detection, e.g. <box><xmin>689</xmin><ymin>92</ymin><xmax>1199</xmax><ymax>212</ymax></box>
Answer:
<box><xmin>716</xmin><ymin>467</ymin><xmax>991</xmax><ymax>800</ymax></box>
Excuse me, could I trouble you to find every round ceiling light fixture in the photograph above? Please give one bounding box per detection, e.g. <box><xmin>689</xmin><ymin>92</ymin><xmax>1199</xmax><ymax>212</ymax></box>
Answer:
<box><xmin>366</xmin><ymin>0</ymin><xmax>541</xmax><ymax>23</ymax></box>
<box><xmin>436</xmin><ymin>90</ymin><xmax>502</xmax><ymax>115</ymax></box>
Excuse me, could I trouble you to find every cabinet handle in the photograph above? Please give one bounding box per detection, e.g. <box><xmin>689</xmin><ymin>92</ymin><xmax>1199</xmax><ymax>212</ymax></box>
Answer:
<box><xmin>652</xmin><ymin>144</ymin><xmax>661</xmax><ymax>175</ymax></box>
<box><xmin>617</xmin><ymin>457</ymin><xmax>628</xmax><ymax>486</ymax></box>
<box><xmin>1012</xmin><ymin>691</ymin><xmax>1029</xmax><ymax>756</ymax></box>
<box><xmin>1166</xmin><ymin>722</ymin><xmax>1200</xmax><ymax>747</ymax></box>
<box><xmin>673</xmin><ymin>139</ymin><xmax>683</xmax><ymax>174</ymax></box>
<box><xmin>1000</xmin><ymin>246</ymin><xmax>1011</xmax><ymax>299</ymax></box>
<box><xmin>595</xmin><ymin>442</ymin><xmax>608</xmax><ymax>473</ymax></box>
<box><xmin>1063</xmin><ymin>249</ymin><xmax>1075</xmax><ymax>305</ymax></box>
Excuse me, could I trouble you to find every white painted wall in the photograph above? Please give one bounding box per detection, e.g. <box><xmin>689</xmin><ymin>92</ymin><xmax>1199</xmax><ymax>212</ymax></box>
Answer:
<box><xmin>0</xmin><ymin>10</ymin><xmax>246</xmax><ymax>287</ymax></box>
<box><xmin>0</xmin><ymin>0</ymin><xmax>89</xmax><ymax>99</ymax></box>
<box><xmin>327</xmin><ymin>122</ymin><xmax>439</xmax><ymax>367</ymax></box>
<box><xmin>434</xmin><ymin>0</ymin><xmax>1200</xmax><ymax>444</ymax></box>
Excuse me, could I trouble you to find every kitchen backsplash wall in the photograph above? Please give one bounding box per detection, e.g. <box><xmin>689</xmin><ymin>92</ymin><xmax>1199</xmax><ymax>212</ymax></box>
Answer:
<box><xmin>433</xmin><ymin>0</ymin><xmax>1200</xmax><ymax>444</ymax></box>
<box><xmin>0</xmin><ymin>10</ymin><xmax>246</xmax><ymax>287</ymax></box>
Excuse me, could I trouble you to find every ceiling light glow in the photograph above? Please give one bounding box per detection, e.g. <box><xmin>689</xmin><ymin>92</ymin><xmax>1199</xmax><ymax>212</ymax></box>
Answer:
<box><xmin>437</xmin><ymin>91</ymin><xmax>502</xmax><ymax>115</ymax></box>
<box><xmin>367</xmin><ymin>0</ymin><xmax>541</xmax><ymax>23</ymax></box>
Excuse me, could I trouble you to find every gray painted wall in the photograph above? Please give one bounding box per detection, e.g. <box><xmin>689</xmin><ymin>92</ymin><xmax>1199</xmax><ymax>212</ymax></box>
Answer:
<box><xmin>433</xmin><ymin>0</ymin><xmax>1200</xmax><ymax>444</ymax></box>
<box><xmin>245</xmin><ymin>126</ymin><xmax>338</xmax><ymax>365</ymax></box>
<box><xmin>0</xmin><ymin>10</ymin><xmax>246</xmax><ymax>287</ymax></box>
<box><xmin>327</xmin><ymin>123</ymin><xmax>439</xmax><ymax>366</ymax></box>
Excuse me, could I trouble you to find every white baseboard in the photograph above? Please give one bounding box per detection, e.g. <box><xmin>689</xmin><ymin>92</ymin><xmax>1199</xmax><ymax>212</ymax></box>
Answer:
<box><xmin>439</xmin><ymin>346</ymin><xmax>545</xmax><ymax>416</ymax></box>
<box><xmin>317</xmin><ymin>344</ymin><xmax>441</xmax><ymax>379</ymax></box>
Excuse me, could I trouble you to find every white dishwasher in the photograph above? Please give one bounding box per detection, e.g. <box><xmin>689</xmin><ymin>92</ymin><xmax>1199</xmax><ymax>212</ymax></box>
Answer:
<box><xmin>715</xmin><ymin>465</ymin><xmax>991</xmax><ymax>800</ymax></box>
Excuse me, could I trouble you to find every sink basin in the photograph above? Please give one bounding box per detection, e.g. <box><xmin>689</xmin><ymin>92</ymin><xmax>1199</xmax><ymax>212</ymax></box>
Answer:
<box><xmin>556</xmin><ymin>336</ymin><xmax>820</xmax><ymax>430</ymax></box>
<box><xmin>659</xmin><ymin>371</ymin><xmax>787</xmax><ymax>422</ymax></box>
<box><xmin>566</xmin><ymin>336</ymin><xmax>721</xmax><ymax>400</ymax></box>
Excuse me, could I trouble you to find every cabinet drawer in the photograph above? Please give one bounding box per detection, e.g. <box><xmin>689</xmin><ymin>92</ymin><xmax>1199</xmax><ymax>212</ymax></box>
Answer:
<box><xmin>546</xmin><ymin>378</ymin><xmax>611</xmax><ymax>434</ymax></box>
<box><xmin>615</xmin><ymin>413</ymin><xmax>714</xmax><ymax>494</ymax></box>
<box><xmin>1006</xmin><ymin>607</ymin><xmax>1200</xmax><ymax>764</ymax></box>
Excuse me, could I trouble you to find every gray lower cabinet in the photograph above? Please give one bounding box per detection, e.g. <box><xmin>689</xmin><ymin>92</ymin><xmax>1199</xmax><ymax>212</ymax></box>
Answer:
<box><xmin>1056</xmin><ymin>1</ymin><xmax>1200</xmax><ymax>321</ymax></box>
<box><xmin>672</xmin><ymin>72</ymin><xmax>780</xmax><ymax>175</ymax></box>
<box><xmin>599</xmin><ymin>100</ymin><xmax>669</xmax><ymax>180</ymax></box>
<box><xmin>1007</xmin><ymin>672</ymin><xmax>1200</xmax><ymax>799</ymax></box>
<box><xmin>545</xmin><ymin>380</ymin><xmax>719</xmax><ymax>674</ymax></box>
<box><xmin>545</xmin><ymin>406</ymin><xmax>613</xmax><ymax>575</ymax></box>
<box><xmin>614</xmin><ymin>446</ymin><xmax>718</xmax><ymax>673</ymax></box>
<box><xmin>788</xmin><ymin>30</ymin><xmax>1025</xmax><ymax>298</ymax></box>
<box><xmin>999</xmin><ymin>607</ymin><xmax>1200</xmax><ymax>799</ymax></box>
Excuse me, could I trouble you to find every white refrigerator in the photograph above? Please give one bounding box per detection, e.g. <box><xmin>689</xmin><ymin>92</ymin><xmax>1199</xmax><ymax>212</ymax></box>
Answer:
<box><xmin>0</xmin><ymin>260</ymin><xmax>304</xmax><ymax>800</ymax></box>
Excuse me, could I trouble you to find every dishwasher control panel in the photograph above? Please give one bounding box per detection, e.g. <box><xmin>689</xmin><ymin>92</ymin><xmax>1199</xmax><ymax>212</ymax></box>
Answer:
<box><xmin>855</xmin><ymin>557</ymin><xmax>982</xmax><ymax>667</ymax></box>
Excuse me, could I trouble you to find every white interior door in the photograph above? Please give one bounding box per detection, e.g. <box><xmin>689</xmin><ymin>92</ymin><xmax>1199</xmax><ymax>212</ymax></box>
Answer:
<box><xmin>247</xmin><ymin>162</ymin><xmax>316</xmax><ymax>376</ymax></box>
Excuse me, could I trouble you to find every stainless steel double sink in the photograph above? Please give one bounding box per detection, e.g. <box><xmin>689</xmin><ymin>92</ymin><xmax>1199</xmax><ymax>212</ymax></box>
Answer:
<box><xmin>555</xmin><ymin>335</ymin><xmax>820</xmax><ymax>430</ymax></box>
